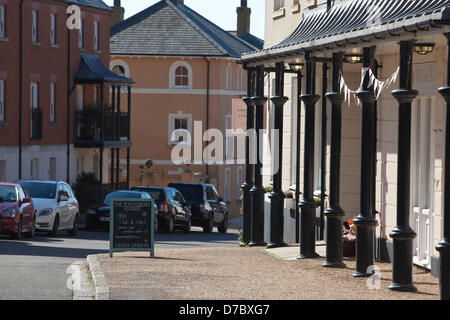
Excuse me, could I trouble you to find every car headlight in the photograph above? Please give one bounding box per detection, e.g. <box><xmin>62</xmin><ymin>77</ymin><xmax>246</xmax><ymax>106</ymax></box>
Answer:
<box><xmin>1</xmin><ymin>208</ymin><xmax>17</xmax><ymax>218</ymax></box>
<box><xmin>38</xmin><ymin>208</ymin><xmax>54</xmax><ymax>217</ymax></box>
<box><xmin>87</xmin><ymin>209</ymin><xmax>97</xmax><ymax>215</ymax></box>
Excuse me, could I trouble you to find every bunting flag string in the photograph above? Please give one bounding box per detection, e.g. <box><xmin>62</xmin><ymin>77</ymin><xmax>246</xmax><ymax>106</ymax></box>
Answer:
<box><xmin>339</xmin><ymin>66</ymin><xmax>400</xmax><ymax>106</ymax></box>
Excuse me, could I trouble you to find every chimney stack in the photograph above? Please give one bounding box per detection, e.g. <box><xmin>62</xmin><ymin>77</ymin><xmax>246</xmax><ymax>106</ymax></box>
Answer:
<box><xmin>237</xmin><ymin>0</ymin><xmax>251</xmax><ymax>36</ymax></box>
<box><xmin>110</xmin><ymin>0</ymin><xmax>125</xmax><ymax>26</ymax></box>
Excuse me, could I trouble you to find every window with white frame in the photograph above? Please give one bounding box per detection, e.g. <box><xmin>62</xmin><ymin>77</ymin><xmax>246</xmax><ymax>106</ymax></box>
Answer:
<box><xmin>0</xmin><ymin>80</ymin><xmax>4</xmax><ymax>122</ymax></box>
<box><xmin>30</xmin><ymin>158</ymin><xmax>39</xmax><ymax>180</ymax></box>
<box><xmin>50</xmin><ymin>13</ymin><xmax>56</xmax><ymax>45</ymax></box>
<box><xmin>170</xmin><ymin>61</ymin><xmax>192</xmax><ymax>89</ymax></box>
<box><xmin>93</xmin><ymin>21</ymin><xmax>99</xmax><ymax>50</ymax></box>
<box><xmin>274</xmin><ymin>0</ymin><xmax>285</xmax><ymax>11</ymax></box>
<box><xmin>32</xmin><ymin>10</ymin><xmax>38</xmax><ymax>42</ymax></box>
<box><xmin>226</xmin><ymin>64</ymin><xmax>232</xmax><ymax>90</ymax></box>
<box><xmin>0</xmin><ymin>5</ymin><xmax>5</xmax><ymax>38</ymax></box>
<box><xmin>236</xmin><ymin>166</ymin><xmax>243</xmax><ymax>199</ymax></box>
<box><xmin>225</xmin><ymin>114</ymin><xmax>233</xmax><ymax>162</ymax></box>
<box><xmin>78</xmin><ymin>19</ymin><xmax>83</xmax><ymax>48</ymax></box>
<box><xmin>169</xmin><ymin>113</ymin><xmax>192</xmax><ymax>145</ymax></box>
<box><xmin>224</xmin><ymin>168</ymin><xmax>231</xmax><ymax>203</ymax></box>
<box><xmin>50</xmin><ymin>83</ymin><xmax>55</xmax><ymax>122</ymax></box>
<box><xmin>76</xmin><ymin>85</ymin><xmax>83</xmax><ymax>110</ymax></box>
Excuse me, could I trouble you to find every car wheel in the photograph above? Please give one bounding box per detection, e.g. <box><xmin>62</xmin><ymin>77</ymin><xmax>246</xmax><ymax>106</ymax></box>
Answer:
<box><xmin>67</xmin><ymin>214</ymin><xmax>79</xmax><ymax>236</ymax></box>
<box><xmin>218</xmin><ymin>214</ymin><xmax>229</xmax><ymax>234</ymax></box>
<box><xmin>167</xmin><ymin>216</ymin><xmax>174</xmax><ymax>233</ymax></box>
<box><xmin>48</xmin><ymin>214</ymin><xmax>59</xmax><ymax>237</ymax></box>
<box><xmin>25</xmin><ymin>217</ymin><xmax>36</xmax><ymax>239</ymax></box>
<box><xmin>202</xmin><ymin>215</ymin><xmax>213</xmax><ymax>233</ymax></box>
<box><xmin>12</xmin><ymin>217</ymin><xmax>23</xmax><ymax>240</ymax></box>
<box><xmin>184</xmin><ymin>218</ymin><xmax>191</xmax><ymax>234</ymax></box>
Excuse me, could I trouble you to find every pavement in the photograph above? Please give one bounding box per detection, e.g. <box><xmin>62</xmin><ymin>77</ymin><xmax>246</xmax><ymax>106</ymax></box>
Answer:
<box><xmin>91</xmin><ymin>244</ymin><xmax>440</xmax><ymax>300</ymax></box>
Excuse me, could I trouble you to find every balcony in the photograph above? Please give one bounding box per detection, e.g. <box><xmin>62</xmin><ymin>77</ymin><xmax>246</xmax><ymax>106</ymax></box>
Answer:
<box><xmin>30</xmin><ymin>109</ymin><xmax>43</xmax><ymax>140</ymax></box>
<box><xmin>74</xmin><ymin>107</ymin><xmax>131</xmax><ymax>148</ymax></box>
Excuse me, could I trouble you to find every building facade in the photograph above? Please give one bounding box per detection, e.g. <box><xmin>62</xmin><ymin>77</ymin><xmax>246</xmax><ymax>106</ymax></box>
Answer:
<box><xmin>0</xmin><ymin>0</ymin><xmax>128</xmax><ymax>188</ymax></box>
<box><xmin>242</xmin><ymin>0</ymin><xmax>450</xmax><ymax>294</ymax></box>
<box><xmin>109</xmin><ymin>0</ymin><xmax>263</xmax><ymax>218</ymax></box>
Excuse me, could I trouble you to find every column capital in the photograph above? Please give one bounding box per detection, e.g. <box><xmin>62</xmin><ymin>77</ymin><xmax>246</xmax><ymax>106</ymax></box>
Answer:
<box><xmin>436</xmin><ymin>239</ymin><xmax>450</xmax><ymax>253</ymax></box>
<box><xmin>439</xmin><ymin>87</ymin><xmax>450</xmax><ymax>102</ymax></box>
<box><xmin>300</xmin><ymin>94</ymin><xmax>320</xmax><ymax>105</ymax></box>
<box><xmin>325</xmin><ymin>92</ymin><xmax>344</xmax><ymax>105</ymax></box>
<box><xmin>243</xmin><ymin>97</ymin><xmax>255</xmax><ymax>107</ymax></box>
<box><xmin>251</xmin><ymin>96</ymin><xmax>268</xmax><ymax>106</ymax></box>
<box><xmin>324</xmin><ymin>207</ymin><xmax>345</xmax><ymax>218</ymax></box>
<box><xmin>391</xmin><ymin>89</ymin><xmax>419</xmax><ymax>104</ymax></box>
<box><xmin>355</xmin><ymin>90</ymin><xmax>376</xmax><ymax>103</ymax></box>
<box><xmin>269</xmin><ymin>96</ymin><xmax>289</xmax><ymax>105</ymax></box>
<box><xmin>353</xmin><ymin>215</ymin><xmax>378</xmax><ymax>228</ymax></box>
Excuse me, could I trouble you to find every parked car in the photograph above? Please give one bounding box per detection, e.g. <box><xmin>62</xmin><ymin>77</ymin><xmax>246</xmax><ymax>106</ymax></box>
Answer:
<box><xmin>17</xmin><ymin>180</ymin><xmax>79</xmax><ymax>236</ymax></box>
<box><xmin>0</xmin><ymin>183</ymin><xmax>36</xmax><ymax>239</ymax></box>
<box><xmin>86</xmin><ymin>190</ymin><xmax>158</xmax><ymax>232</ymax></box>
<box><xmin>131</xmin><ymin>186</ymin><xmax>192</xmax><ymax>233</ymax></box>
<box><xmin>168</xmin><ymin>183</ymin><xmax>228</xmax><ymax>233</ymax></box>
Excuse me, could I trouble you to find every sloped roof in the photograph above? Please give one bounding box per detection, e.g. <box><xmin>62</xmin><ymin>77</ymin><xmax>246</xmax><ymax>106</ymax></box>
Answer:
<box><xmin>110</xmin><ymin>0</ymin><xmax>259</xmax><ymax>58</ymax></box>
<box><xmin>242</xmin><ymin>0</ymin><xmax>450</xmax><ymax>63</ymax></box>
<box><xmin>228</xmin><ymin>31</ymin><xmax>264</xmax><ymax>50</ymax></box>
<box><xmin>74</xmin><ymin>54</ymin><xmax>134</xmax><ymax>85</ymax></box>
<box><xmin>54</xmin><ymin>0</ymin><xmax>111</xmax><ymax>11</ymax></box>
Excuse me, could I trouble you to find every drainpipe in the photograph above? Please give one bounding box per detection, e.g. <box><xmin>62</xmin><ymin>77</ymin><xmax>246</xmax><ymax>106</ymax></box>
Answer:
<box><xmin>203</xmin><ymin>57</ymin><xmax>210</xmax><ymax>180</ymax></box>
<box><xmin>66</xmin><ymin>25</ymin><xmax>71</xmax><ymax>183</ymax></box>
<box><xmin>19</xmin><ymin>0</ymin><xmax>24</xmax><ymax>179</ymax></box>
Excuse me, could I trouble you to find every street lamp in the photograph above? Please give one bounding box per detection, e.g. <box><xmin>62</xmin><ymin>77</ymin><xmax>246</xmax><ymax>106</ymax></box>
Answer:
<box><xmin>289</xmin><ymin>63</ymin><xmax>304</xmax><ymax>72</ymax></box>
<box><xmin>344</xmin><ymin>54</ymin><xmax>363</xmax><ymax>64</ymax></box>
<box><xmin>414</xmin><ymin>43</ymin><xmax>435</xmax><ymax>55</ymax></box>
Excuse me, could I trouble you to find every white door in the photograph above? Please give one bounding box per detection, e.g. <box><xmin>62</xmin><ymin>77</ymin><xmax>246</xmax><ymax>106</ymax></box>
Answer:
<box><xmin>410</xmin><ymin>96</ymin><xmax>436</xmax><ymax>269</ymax></box>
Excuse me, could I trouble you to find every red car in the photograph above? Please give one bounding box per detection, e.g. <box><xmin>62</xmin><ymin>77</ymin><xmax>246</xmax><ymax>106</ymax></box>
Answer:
<box><xmin>0</xmin><ymin>183</ymin><xmax>36</xmax><ymax>239</ymax></box>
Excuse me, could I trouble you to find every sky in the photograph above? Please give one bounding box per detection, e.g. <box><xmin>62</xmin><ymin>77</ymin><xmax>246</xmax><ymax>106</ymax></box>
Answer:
<box><xmin>103</xmin><ymin>0</ymin><xmax>266</xmax><ymax>39</ymax></box>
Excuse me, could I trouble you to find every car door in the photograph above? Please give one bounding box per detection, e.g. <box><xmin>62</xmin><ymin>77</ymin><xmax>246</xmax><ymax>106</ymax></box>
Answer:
<box><xmin>212</xmin><ymin>185</ymin><xmax>227</xmax><ymax>221</ymax></box>
<box><xmin>176</xmin><ymin>191</ymin><xmax>191</xmax><ymax>222</ymax></box>
<box><xmin>64</xmin><ymin>184</ymin><xmax>78</xmax><ymax>227</ymax></box>
<box><xmin>206</xmin><ymin>186</ymin><xmax>223</xmax><ymax>223</ymax></box>
<box><xmin>173</xmin><ymin>191</ymin><xmax>188</xmax><ymax>223</ymax></box>
<box><xmin>56</xmin><ymin>183</ymin><xmax>70</xmax><ymax>228</ymax></box>
<box><xmin>17</xmin><ymin>186</ymin><xmax>33</xmax><ymax>229</ymax></box>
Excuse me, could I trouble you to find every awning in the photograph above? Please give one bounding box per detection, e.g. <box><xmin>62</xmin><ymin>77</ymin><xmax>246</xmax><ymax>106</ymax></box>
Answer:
<box><xmin>74</xmin><ymin>54</ymin><xmax>134</xmax><ymax>85</ymax></box>
<box><xmin>241</xmin><ymin>0</ymin><xmax>450</xmax><ymax>64</ymax></box>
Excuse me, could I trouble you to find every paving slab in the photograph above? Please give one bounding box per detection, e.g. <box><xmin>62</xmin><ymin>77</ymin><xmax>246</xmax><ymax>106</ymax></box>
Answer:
<box><xmin>94</xmin><ymin>245</ymin><xmax>439</xmax><ymax>300</ymax></box>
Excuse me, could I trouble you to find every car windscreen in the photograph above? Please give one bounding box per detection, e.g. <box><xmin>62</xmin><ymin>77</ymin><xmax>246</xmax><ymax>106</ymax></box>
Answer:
<box><xmin>132</xmin><ymin>188</ymin><xmax>164</xmax><ymax>202</ymax></box>
<box><xmin>0</xmin><ymin>186</ymin><xmax>17</xmax><ymax>202</ymax></box>
<box><xmin>170</xmin><ymin>185</ymin><xmax>203</xmax><ymax>201</ymax></box>
<box><xmin>20</xmin><ymin>182</ymin><xmax>56</xmax><ymax>199</ymax></box>
<box><xmin>104</xmin><ymin>192</ymin><xmax>143</xmax><ymax>205</ymax></box>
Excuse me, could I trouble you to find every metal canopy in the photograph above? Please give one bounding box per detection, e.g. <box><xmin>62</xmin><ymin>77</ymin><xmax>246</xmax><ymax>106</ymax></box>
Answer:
<box><xmin>74</xmin><ymin>54</ymin><xmax>134</xmax><ymax>85</ymax></box>
<box><xmin>242</xmin><ymin>0</ymin><xmax>450</xmax><ymax>64</ymax></box>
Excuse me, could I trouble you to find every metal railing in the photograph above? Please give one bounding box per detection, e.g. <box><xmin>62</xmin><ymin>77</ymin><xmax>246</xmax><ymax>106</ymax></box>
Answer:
<box><xmin>75</xmin><ymin>109</ymin><xmax>130</xmax><ymax>141</ymax></box>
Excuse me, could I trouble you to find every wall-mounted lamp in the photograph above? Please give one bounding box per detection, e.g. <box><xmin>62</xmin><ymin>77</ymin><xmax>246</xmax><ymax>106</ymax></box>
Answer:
<box><xmin>344</xmin><ymin>54</ymin><xmax>363</xmax><ymax>64</ymax></box>
<box><xmin>289</xmin><ymin>63</ymin><xmax>304</xmax><ymax>72</ymax></box>
<box><xmin>414</xmin><ymin>43</ymin><xmax>435</xmax><ymax>55</ymax></box>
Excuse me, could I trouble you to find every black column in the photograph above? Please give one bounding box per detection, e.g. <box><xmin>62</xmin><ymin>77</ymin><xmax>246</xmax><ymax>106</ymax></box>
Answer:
<box><xmin>295</xmin><ymin>70</ymin><xmax>303</xmax><ymax>244</ymax></box>
<box><xmin>111</xmin><ymin>85</ymin><xmax>116</xmax><ymax>189</ymax></box>
<box><xmin>323</xmin><ymin>52</ymin><xmax>346</xmax><ymax>268</ymax></box>
<box><xmin>388</xmin><ymin>41</ymin><xmax>418</xmax><ymax>292</ymax></box>
<box><xmin>249</xmin><ymin>65</ymin><xmax>267</xmax><ymax>247</ymax></box>
<box><xmin>268</xmin><ymin>62</ymin><xmax>289</xmax><ymax>249</ymax></box>
<box><xmin>298</xmin><ymin>52</ymin><xmax>320</xmax><ymax>259</ymax></box>
<box><xmin>438</xmin><ymin>33</ymin><xmax>450</xmax><ymax>301</ymax></box>
<box><xmin>320</xmin><ymin>62</ymin><xmax>328</xmax><ymax>241</ymax></box>
<box><xmin>126</xmin><ymin>86</ymin><xmax>131</xmax><ymax>189</ymax></box>
<box><xmin>99</xmin><ymin>84</ymin><xmax>104</xmax><ymax>200</ymax></box>
<box><xmin>241</xmin><ymin>68</ymin><xmax>255</xmax><ymax>245</ymax></box>
<box><xmin>353</xmin><ymin>47</ymin><xmax>378</xmax><ymax>277</ymax></box>
<box><xmin>116</xmin><ymin>86</ymin><xmax>121</xmax><ymax>190</ymax></box>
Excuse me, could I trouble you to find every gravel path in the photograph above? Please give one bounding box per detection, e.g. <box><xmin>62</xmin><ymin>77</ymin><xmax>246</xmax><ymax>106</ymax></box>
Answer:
<box><xmin>96</xmin><ymin>247</ymin><xmax>439</xmax><ymax>300</ymax></box>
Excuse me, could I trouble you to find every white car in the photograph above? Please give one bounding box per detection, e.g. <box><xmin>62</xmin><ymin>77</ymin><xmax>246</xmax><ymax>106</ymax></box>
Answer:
<box><xmin>17</xmin><ymin>181</ymin><xmax>79</xmax><ymax>236</ymax></box>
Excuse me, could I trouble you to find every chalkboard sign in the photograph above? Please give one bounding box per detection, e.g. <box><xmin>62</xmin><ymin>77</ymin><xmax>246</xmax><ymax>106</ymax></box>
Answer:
<box><xmin>109</xmin><ymin>199</ymin><xmax>155</xmax><ymax>258</ymax></box>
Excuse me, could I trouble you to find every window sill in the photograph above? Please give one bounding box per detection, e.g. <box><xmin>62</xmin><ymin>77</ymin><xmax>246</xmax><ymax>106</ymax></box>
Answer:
<box><xmin>50</xmin><ymin>121</ymin><xmax>58</xmax><ymax>127</ymax></box>
<box><xmin>0</xmin><ymin>121</ymin><xmax>9</xmax><ymax>127</ymax></box>
<box><xmin>168</xmin><ymin>142</ymin><xmax>192</xmax><ymax>147</ymax></box>
<box><xmin>172</xmin><ymin>86</ymin><xmax>190</xmax><ymax>90</ymax></box>
<box><xmin>272</xmin><ymin>8</ymin><xmax>285</xmax><ymax>20</ymax></box>
<box><xmin>78</xmin><ymin>47</ymin><xmax>86</xmax><ymax>52</ymax></box>
<box><xmin>50</xmin><ymin>44</ymin><xmax>59</xmax><ymax>49</ymax></box>
<box><xmin>94</xmin><ymin>49</ymin><xmax>101</xmax><ymax>54</ymax></box>
<box><xmin>0</xmin><ymin>37</ymin><xmax>10</xmax><ymax>42</ymax></box>
<box><xmin>32</xmin><ymin>41</ymin><xmax>41</xmax><ymax>46</ymax></box>
<box><xmin>291</xmin><ymin>3</ymin><xmax>300</xmax><ymax>14</ymax></box>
